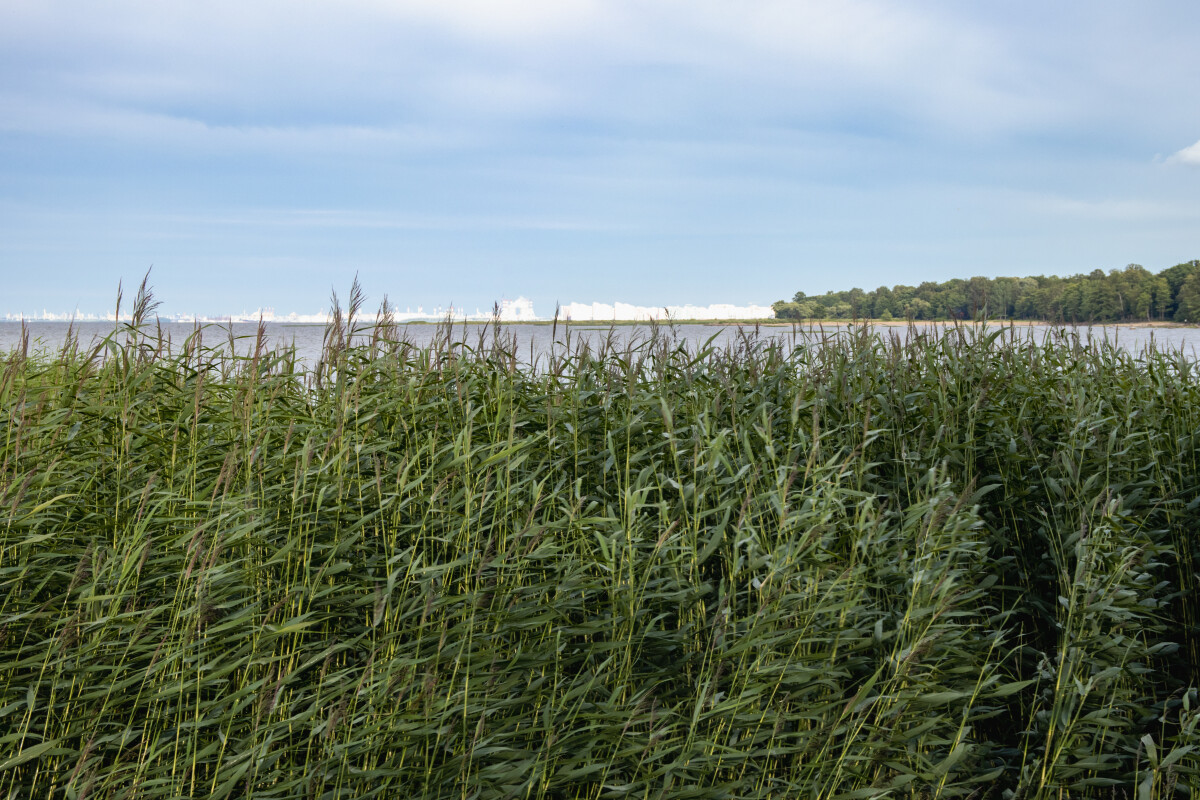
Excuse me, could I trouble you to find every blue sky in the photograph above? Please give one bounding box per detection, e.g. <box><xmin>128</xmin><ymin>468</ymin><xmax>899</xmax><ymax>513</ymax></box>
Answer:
<box><xmin>2</xmin><ymin>0</ymin><xmax>1199</xmax><ymax>318</ymax></box>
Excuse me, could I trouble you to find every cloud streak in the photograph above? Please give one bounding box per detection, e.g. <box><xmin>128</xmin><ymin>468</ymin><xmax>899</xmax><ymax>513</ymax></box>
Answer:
<box><xmin>0</xmin><ymin>1</ymin><xmax>1106</xmax><ymax>141</ymax></box>
<box><xmin>1170</xmin><ymin>139</ymin><xmax>1200</xmax><ymax>166</ymax></box>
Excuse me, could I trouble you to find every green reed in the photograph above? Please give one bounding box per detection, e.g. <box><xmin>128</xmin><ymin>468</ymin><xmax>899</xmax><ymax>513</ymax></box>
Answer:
<box><xmin>2</xmin><ymin>287</ymin><xmax>1199</xmax><ymax>798</ymax></box>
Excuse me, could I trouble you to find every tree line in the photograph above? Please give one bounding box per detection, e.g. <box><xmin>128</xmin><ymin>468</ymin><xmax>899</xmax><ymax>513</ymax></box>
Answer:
<box><xmin>773</xmin><ymin>259</ymin><xmax>1200</xmax><ymax>323</ymax></box>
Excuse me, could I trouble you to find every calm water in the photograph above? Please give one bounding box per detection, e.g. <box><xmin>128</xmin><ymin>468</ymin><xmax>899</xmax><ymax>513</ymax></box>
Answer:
<box><xmin>3</xmin><ymin>320</ymin><xmax>1198</xmax><ymax>366</ymax></box>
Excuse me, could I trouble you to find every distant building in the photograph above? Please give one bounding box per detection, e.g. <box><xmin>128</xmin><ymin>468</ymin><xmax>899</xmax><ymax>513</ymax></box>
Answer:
<box><xmin>560</xmin><ymin>300</ymin><xmax>775</xmax><ymax>322</ymax></box>
<box><xmin>497</xmin><ymin>297</ymin><xmax>537</xmax><ymax>321</ymax></box>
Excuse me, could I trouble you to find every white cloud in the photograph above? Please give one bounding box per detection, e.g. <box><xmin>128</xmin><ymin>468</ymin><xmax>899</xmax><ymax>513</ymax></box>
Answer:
<box><xmin>1169</xmin><ymin>139</ymin><xmax>1200</xmax><ymax>166</ymax></box>
<box><xmin>5</xmin><ymin>0</ymin><xmax>1195</xmax><ymax>165</ymax></box>
<box><xmin>0</xmin><ymin>0</ymin><xmax>1057</xmax><ymax>141</ymax></box>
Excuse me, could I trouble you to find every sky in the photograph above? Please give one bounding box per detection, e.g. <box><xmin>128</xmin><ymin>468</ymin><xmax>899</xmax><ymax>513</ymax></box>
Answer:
<box><xmin>2</xmin><ymin>1</ymin><xmax>1199</xmax><ymax>319</ymax></box>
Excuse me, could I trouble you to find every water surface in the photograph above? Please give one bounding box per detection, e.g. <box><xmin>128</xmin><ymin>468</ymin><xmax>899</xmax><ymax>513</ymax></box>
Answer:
<box><xmin>3</xmin><ymin>320</ymin><xmax>1197</xmax><ymax>365</ymax></box>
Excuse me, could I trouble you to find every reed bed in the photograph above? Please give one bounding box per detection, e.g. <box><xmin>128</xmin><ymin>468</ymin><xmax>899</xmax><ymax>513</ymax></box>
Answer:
<box><xmin>2</xmin><ymin>287</ymin><xmax>1200</xmax><ymax>798</ymax></box>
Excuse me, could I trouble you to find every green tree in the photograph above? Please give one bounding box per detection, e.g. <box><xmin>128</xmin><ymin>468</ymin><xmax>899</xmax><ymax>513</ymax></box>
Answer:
<box><xmin>772</xmin><ymin>301</ymin><xmax>803</xmax><ymax>320</ymax></box>
<box><xmin>1174</xmin><ymin>272</ymin><xmax>1200</xmax><ymax>323</ymax></box>
<box><xmin>1151</xmin><ymin>277</ymin><xmax>1171</xmax><ymax>319</ymax></box>
<box><xmin>967</xmin><ymin>276</ymin><xmax>991</xmax><ymax>318</ymax></box>
<box><xmin>779</xmin><ymin>258</ymin><xmax>1197</xmax><ymax>323</ymax></box>
<box><xmin>829</xmin><ymin>301</ymin><xmax>852</xmax><ymax>319</ymax></box>
<box><xmin>904</xmin><ymin>298</ymin><xmax>933</xmax><ymax>320</ymax></box>
<box><xmin>847</xmin><ymin>288</ymin><xmax>866</xmax><ymax>319</ymax></box>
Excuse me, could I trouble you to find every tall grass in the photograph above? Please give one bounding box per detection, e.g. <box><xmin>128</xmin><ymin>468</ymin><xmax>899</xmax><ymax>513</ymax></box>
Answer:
<box><xmin>2</xmin><ymin>287</ymin><xmax>1199</xmax><ymax>798</ymax></box>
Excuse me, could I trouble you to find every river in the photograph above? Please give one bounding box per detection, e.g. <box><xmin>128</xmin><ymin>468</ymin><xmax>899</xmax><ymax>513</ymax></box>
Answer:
<box><xmin>2</xmin><ymin>320</ymin><xmax>1197</xmax><ymax>366</ymax></box>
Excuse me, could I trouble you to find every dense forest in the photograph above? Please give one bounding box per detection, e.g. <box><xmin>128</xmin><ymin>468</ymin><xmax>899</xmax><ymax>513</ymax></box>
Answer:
<box><xmin>773</xmin><ymin>259</ymin><xmax>1200</xmax><ymax>323</ymax></box>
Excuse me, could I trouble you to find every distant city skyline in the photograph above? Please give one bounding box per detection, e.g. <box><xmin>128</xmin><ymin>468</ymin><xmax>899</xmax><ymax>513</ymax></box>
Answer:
<box><xmin>2</xmin><ymin>296</ymin><xmax>777</xmax><ymax>323</ymax></box>
<box><xmin>3</xmin><ymin>2</ymin><xmax>1199</xmax><ymax>316</ymax></box>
